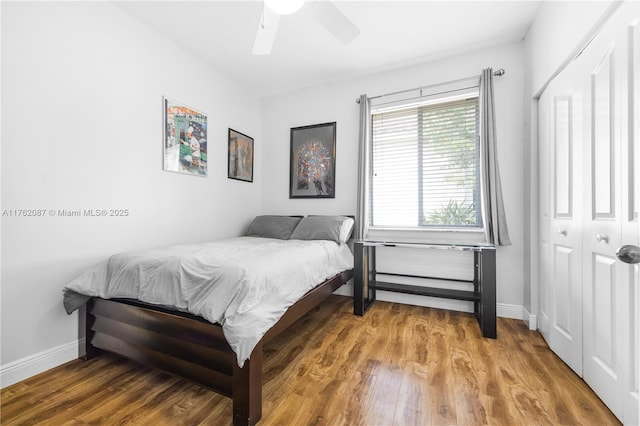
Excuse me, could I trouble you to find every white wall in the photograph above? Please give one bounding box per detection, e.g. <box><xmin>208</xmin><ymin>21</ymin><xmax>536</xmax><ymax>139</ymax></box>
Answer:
<box><xmin>526</xmin><ymin>1</ymin><xmax>617</xmax><ymax>97</ymax></box>
<box><xmin>261</xmin><ymin>42</ymin><xmax>525</xmax><ymax>314</ymax></box>
<box><xmin>522</xmin><ymin>0</ymin><xmax>616</xmax><ymax>322</ymax></box>
<box><xmin>0</xmin><ymin>1</ymin><xmax>262</xmax><ymax>382</ymax></box>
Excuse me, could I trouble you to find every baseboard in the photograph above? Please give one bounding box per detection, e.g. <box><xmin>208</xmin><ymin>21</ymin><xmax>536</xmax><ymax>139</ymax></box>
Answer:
<box><xmin>523</xmin><ymin>306</ymin><xmax>538</xmax><ymax>330</ymax></box>
<box><xmin>496</xmin><ymin>302</ymin><xmax>524</xmax><ymax>320</ymax></box>
<box><xmin>0</xmin><ymin>339</ymin><xmax>81</xmax><ymax>389</ymax></box>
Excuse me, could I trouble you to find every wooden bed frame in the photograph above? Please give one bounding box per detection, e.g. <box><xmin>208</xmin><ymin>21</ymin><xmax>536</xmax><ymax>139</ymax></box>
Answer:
<box><xmin>82</xmin><ymin>269</ymin><xmax>353</xmax><ymax>426</ymax></box>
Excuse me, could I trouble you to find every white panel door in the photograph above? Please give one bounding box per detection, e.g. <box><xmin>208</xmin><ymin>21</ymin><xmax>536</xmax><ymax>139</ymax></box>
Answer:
<box><xmin>538</xmin><ymin>77</ymin><xmax>585</xmax><ymax>372</ymax></box>
<box><xmin>580</xmin><ymin>3</ymin><xmax>639</xmax><ymax>421</ymax></box>
<box><xmin>621</xmin><ymin>10</ymin><xmax>640</xmax><ymax>425</ymax></box>
<box><xmin>537</xmin><ymin>2</ymin><xmax>639</xmax><ymax>422</ymax></box>
<box><xmin>581</xmin><ymin>36</ymin><xmax>623</xmax><ymax>417</ymax></box>
<box><xmin>548</xmin><ymin>78</ymin><xmax>584</xmax><ymax>375</ymax></box>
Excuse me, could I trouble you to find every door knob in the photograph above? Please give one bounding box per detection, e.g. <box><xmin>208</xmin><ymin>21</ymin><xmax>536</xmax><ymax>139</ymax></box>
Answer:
<box><xmin>596</xmin><ymin>234</ymin><xmax>609</xmax><ymax>243</ymax></box>
<box><xmin>616</xmin><ymin>245</ymin><xmax>640</xmax><ymax>264</ymax></box>
<box><xmin>557</xmin><ymin>229</ymin><xmax>567</xmax><ymax>236</ymax></box>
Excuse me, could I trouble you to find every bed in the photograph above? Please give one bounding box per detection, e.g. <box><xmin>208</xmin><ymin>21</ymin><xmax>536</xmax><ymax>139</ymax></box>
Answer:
<box><xmin>63</xmin><ymin>215</ymin><xmax>355</xmax><ymax>426</ymax></box>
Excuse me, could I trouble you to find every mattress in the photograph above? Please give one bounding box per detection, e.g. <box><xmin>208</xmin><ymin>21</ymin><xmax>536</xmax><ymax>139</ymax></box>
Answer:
<box><xmin>63</xmin><ymin>236</ymin><xmax>354</xmax><ymax>366</ymax></box>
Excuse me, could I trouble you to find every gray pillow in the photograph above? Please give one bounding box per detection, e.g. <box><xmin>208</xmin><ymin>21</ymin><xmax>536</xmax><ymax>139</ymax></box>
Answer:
<box><xmin>246</xmin><ymin>216</ymin><xmax>302</xmax><ymax>240</ymax></box>
<box><xmin>289</xmin><ymin>216</ymin><xmax>354</xmax><ymax>243</ymax></box>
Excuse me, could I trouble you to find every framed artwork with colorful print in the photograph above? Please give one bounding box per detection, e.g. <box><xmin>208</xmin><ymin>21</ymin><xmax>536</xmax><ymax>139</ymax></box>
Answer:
<box><xmin>289</xmin><ymin>122</ymin><xmax>336</xmax><ymax>199</ymax></box>
<box><xmin>163</xmin><ymin>97</ymin><xmax>207</xmax><ymax>177</ymax></box>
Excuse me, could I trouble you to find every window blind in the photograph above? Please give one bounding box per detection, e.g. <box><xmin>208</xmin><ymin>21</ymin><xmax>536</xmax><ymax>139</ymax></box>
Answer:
<box><xmin>370</xmin><ymin>95</ymin><xmax>482</xmax><ymax>229</ymax></box>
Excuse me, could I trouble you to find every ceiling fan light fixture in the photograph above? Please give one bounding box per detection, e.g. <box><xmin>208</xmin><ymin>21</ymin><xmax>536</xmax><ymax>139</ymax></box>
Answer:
<box><xmin>264</xmin><ymin>0</ymin><xmax>304</xmax><ymax>15</ymax></box>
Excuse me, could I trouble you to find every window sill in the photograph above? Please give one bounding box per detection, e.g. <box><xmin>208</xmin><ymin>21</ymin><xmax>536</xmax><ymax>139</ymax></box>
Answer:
<box><xmin>366</xmin><ymin>227</ymin><xmax>486</xmax><ymax>245</ymax></box>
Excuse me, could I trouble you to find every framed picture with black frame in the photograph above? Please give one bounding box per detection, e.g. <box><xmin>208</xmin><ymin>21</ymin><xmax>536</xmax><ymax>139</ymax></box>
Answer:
<box><xmin>228</xmin><ymin>128</ymin><xmax>254</xmax><ymax>183</ymax></box>
<box><xmin>289</xmin><ymin>122</ymin><xmax>336</xmax><ymax>199</ymax></box>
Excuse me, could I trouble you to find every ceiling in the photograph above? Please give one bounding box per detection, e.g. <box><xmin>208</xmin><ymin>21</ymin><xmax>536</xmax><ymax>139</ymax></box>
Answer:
<box><xmin>116</xmin><ymin>1</ymin><xmax>541</xmax><ymax>98</ymax></box>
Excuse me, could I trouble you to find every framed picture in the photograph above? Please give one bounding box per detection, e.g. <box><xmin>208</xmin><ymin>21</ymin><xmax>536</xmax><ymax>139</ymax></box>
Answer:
<box><xmin>228</xmin><ymin>128</ymin><xmax>254</xmax><ymax>182</ymax></box>
<box><xmin>289</xmin><ymin>122</ymin><xmax>336</xmax><ymax>198</ymax></box>
<box><xmin>163</xmin><ymin>96</ymin><xmax>207</xmax><ymax>177</ymax></box>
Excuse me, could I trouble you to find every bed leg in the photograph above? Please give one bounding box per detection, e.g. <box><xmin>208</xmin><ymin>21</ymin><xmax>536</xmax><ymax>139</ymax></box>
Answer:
<box><xmin>82</xmin><ymin>338</ymin><xmax>102</xmax><ymax>360</ymax></box>
<box><xmin>80</xmin><ymin>301</ymin><xmax>102</xmax><ymax>360</ymax></box>
<box><xmin>232</xmin><ymin>343</ymin><xmax>263</xmax><ymax>426</ymax></box>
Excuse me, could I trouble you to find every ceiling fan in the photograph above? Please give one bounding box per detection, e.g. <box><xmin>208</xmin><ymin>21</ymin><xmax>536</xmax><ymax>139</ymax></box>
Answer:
<box><xmin>252</xmin><ymin>0</ymin><xmax>360</xmax><ymax>55</ymax></box>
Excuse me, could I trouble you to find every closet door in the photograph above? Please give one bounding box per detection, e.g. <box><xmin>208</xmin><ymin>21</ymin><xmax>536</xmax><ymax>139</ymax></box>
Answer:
<box><xmin>545</xmin><ymin>72</ymin><xmax>584</xmax><ymax>375</ymax></box>
<box><xmin>537</xmin><ymin>54</ymin><xmax>585</xmax><ymax>377</ymax></box>
<box><xmin>580</xmin><ymin>2</ymin><xmax>638</xmax><ymax>421</ymax></box>
<box><xmin>537</xmin><ymin>2</ymin><xmax>639</xmax><ymax>422</ymax></box>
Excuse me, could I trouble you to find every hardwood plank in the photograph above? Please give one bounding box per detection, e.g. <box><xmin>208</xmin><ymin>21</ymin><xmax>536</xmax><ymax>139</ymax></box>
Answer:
<box><xmin>0</xmin><ymin>357</ymin><xmax>141</xmax><ymax>425</ymax></box>
<box><xmin>0</xmin><ymin>296</ymin><xmax>620</xmax><ymax>426</ymax></box>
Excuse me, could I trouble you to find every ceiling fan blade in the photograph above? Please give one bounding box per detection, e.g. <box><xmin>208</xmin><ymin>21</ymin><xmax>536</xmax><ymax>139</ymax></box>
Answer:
<box><xmin>310</xmin><ymin>1</ymin><xmax>360</xmax><ymax>45</ymax></box>
<box><xmin>252</xmin><ymin>7</ymin><xmax>280</xmax><ymax>55</ymax></box>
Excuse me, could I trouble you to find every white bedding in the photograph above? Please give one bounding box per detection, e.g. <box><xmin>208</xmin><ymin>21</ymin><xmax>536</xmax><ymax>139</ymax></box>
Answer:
<box><xmin>63</xmin><ymin>237</ymin><xmax>353</xmax><ymax>366</ymax></box>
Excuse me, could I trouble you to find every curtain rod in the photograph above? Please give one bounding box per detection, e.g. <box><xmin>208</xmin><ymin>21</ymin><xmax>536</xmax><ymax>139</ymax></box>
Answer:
<box><xmin>355</xmin><ymin>68</ymin><xmax>505</xmax><ymax>103</ymax></box>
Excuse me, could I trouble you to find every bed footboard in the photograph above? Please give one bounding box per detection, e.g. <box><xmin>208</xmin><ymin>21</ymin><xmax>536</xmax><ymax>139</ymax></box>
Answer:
<box><xmin>83</xmin><ymin>269</ymin><xmax>353</xmax><ymax>426</ymax></box>
<box><xmin>85</xmin><ymin>298</ymin><xmax>238</xmax><ymax>396</ymax></box>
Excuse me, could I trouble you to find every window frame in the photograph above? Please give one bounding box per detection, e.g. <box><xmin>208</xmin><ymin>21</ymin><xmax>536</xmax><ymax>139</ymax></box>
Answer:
<box><xmin>366</xmin><ymin>85</ymin><xmax>487</xmax><ymax>245</ymax></box>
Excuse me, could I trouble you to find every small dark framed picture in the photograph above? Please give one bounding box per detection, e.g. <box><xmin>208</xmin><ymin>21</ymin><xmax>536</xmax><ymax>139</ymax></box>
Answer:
<box><xmin>228</xmin><ymin>128</ymin><xmax>254</xmax><ymax>182</ymax></box>
<box><xmin>290</xmin><ymin>122</ymin><xmax>336</xmax><ymax>198</ymax></box>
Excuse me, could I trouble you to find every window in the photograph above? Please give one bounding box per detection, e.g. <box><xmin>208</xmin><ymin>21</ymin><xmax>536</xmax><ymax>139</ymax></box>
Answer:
<box><xmin>370</xmin><ymin>90</ymin><xmax>482</xmax><ymax>230</ymax></box>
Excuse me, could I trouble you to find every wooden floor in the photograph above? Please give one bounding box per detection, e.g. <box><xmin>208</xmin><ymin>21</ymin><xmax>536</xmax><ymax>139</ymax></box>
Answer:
<box><xmin>1</xmin><ymin>295</ymin><xmax>619</xmax><ymax>425</ymax></box>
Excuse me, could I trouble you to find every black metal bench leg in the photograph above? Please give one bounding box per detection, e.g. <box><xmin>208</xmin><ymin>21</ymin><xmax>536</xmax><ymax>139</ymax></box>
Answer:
<box><xmin>475</xmin><ymin>250</ymin><xmax>497</xmax><ymax>338</ymax></box>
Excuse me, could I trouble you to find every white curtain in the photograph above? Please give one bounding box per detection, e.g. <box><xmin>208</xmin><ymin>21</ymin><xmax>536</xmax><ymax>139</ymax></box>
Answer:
<box><xmin>355</xmin><ymin>94</ymin><xmax>371</xmax><ymax>241</ymax></box>
<box><xmin>479</xmin><ymin>68</ymin><xmax>511</xmax><ymax>245</ymax></box>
